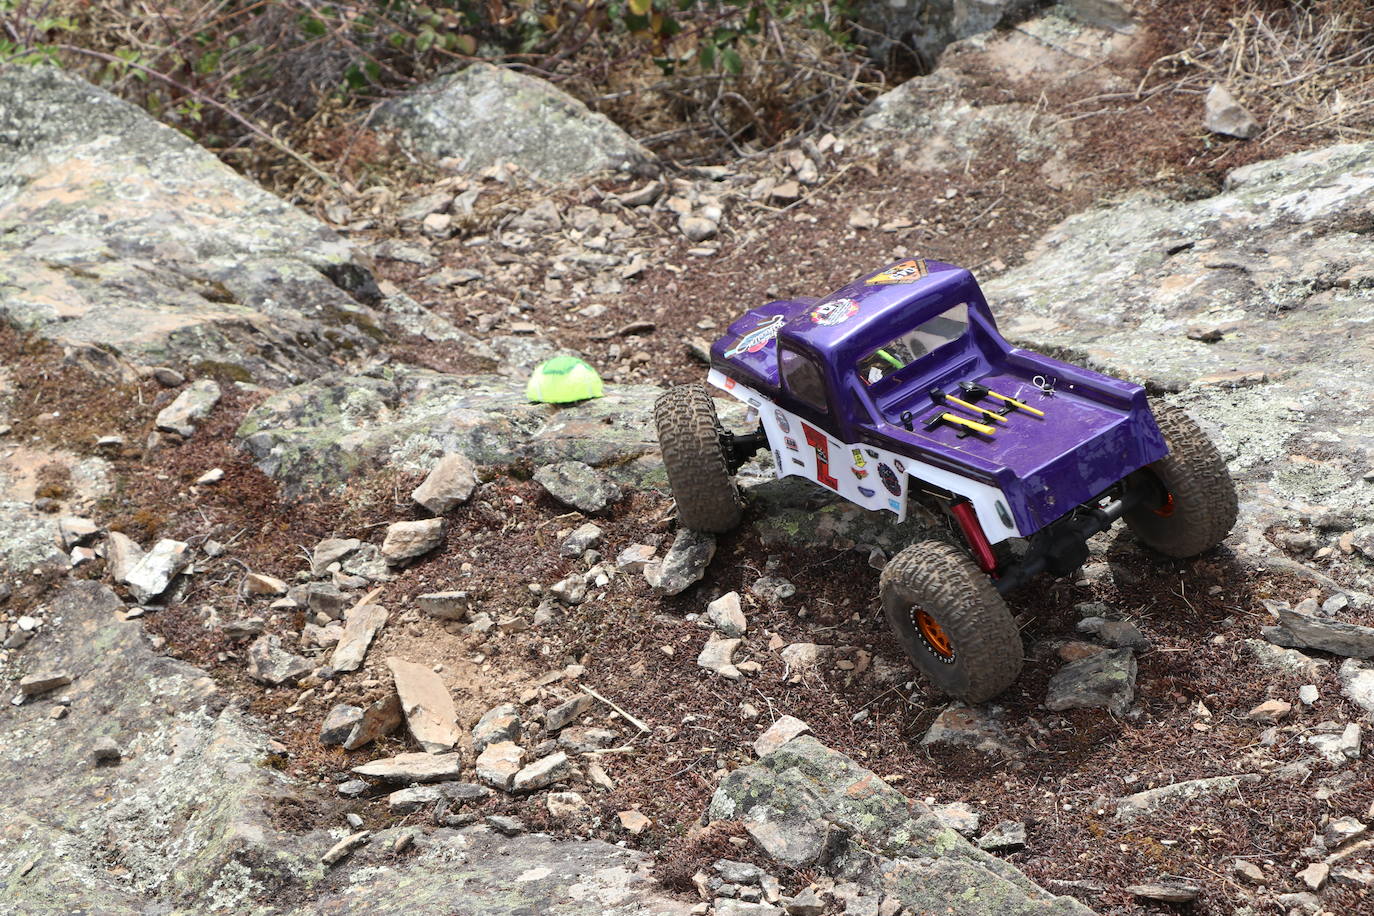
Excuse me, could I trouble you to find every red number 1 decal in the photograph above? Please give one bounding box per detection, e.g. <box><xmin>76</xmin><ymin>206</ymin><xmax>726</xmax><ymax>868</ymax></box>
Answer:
<box><xmin>801</xmin><ymin>424</ymin><xmax>838</xmax><ymax>490</ymax></box>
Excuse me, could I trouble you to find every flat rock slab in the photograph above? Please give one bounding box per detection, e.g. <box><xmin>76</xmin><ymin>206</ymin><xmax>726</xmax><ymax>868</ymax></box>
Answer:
<box><xmin>247</xmin><ymin>634</ymin><xmax>313</xmax><ymax>687</ymax></box>
<box><xmin>1115</xmin><ymin>774</ymin><xmax>1262</xmax><ymax>821</ymax></box>
<box><xmin>0</xmin><ymin>66</ymin><xmax>382</xmax><ymax>385</ymax></box>
<box><xmin>235</xmin><ymin>366</ymin><xmax>671</xmax><ymax>499</ymax></box>
<box><xmin>753</xmin><ymin>715</ymin><xmax>811</xmax><ymax>757</ymax></box>
<box><xmin>352</xmin><ymin>752</ymin><xmax>465</xmax><ymax>783</ymax></box>
<box><xmin>381</xmin><ymin>519</ymin><xmax>445</xmax><ymax>566</ymax></box>
<box><xmin>331</xmin><ymin>603</ymin><xmax>388</xmax><ymax>673</ymax></box>
<box><xmin>1045</xmin><ymin>648</ymin><xmax>1136</xmax><ymax>716</ymax></box>
<box><xmin>343</xmin><ymin>692</ymin><xmax>404</xmax><ymax>751</ymax></box>
<box><xmin>121</xmin><ymin>538</ymin><xmax>189</xmax><ymax>603</ymax></box>
<box><xmin>707</xmin><ymin>736</ymin><xmax>1091</xmax><ymax>915</ymax></box>
<box><xmin>387</xmin><ymin>657</ymin><xmax>460</xmax><ymax>753</ymax></box>
<box><xmin>373</xmin><ymin>63</ymin><xmax>655</xmax><ymax>183</ymax></box>
<box><xmin>921</xmin><ymin>704</ymin><xmax>1022</xmax><ymax>758</ymax></box>
<box><xmin>1263</xmin><ymin>607</ymin><xmax>1374</xmax><ymax>659</ymax></box>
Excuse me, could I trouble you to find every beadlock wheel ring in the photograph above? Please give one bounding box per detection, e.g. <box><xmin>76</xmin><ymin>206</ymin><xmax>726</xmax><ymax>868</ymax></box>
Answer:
<box><xmin>913</xmin><ymin>609</ymin><xmax>956</xmax><ymax>664</ymax></box>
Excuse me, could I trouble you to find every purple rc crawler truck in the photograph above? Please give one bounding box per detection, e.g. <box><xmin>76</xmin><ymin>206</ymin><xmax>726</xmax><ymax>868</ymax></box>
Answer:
<box><xmin>655</xmin><ymin>258</ymin><xmax>1238</xmax><ymax>703</ymax></box>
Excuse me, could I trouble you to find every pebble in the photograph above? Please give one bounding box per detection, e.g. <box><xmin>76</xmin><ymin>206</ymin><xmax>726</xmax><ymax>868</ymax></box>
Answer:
<box><xmin>1297</xmin><ymin>861</ymin><xmax>1329</xmax><ymax>891</ymax></box>
<box><xmin>380</xmin><ymin>519</ymin><xmax>445</xmax><ymax>566</ymax></box>
<box><xmin>697</xmin><ymin>637</ymin><xmax>742</xmax><ymax>680</ymax></box>
<box><xmin>1232</xmin><ymin>860</ymin><xmax>1266</xmax><ymax>884</ymax></box>
<box><xmin>704</xmin><ymin>591</ymin><xmax>747</xmax><ymax>637</ymax></box>
<box><xmin>337</xmin><ymin>779</ymin><xmax>369</xmax><ymax>798</ymax></box>
<box><xmin>1299</xmin><ymin>684</ymin><xmax>1320</xmax><ymax>705</ymax></box>
<box><xmin>321</xmin><ymin>831</ymin><xmax>370</xmax><ymax>866</ymax></box>
<box><xmin>92</xmin><ymin>736</ymin><xmax>121</xmax><ymax>765</ymax></box>
<box><xmin>1246</xmin><ymin>699</ymin><xmax>1292</xmax><ymax>723</ymax></box>
<box><xmin>618</xmin><ymin>810</ymin><xmax>651</xmax><ymax>834</ymax></box>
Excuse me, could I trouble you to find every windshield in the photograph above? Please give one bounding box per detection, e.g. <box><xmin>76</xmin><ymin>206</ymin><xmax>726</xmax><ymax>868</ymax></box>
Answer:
<box><xmin>857</xmin><ymin>303</ymin><xmax>969</xmax><ymax>385</ymax></box>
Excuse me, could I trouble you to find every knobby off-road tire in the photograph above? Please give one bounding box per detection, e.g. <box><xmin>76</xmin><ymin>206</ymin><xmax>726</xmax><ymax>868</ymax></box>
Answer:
<box><xmin>654</xmin><ymin>384</ymin><xmax>743</xmax><ymax>533</ymax></box>
<box><xmin>1124</xmin><ymin>401</ymin><xmax>1238</xmax><ymax>559</ymax></box>
<box><xmin>880</xmin><ymin>540</ymin><xmax>1023</xmax><ymax>703</ymax></box>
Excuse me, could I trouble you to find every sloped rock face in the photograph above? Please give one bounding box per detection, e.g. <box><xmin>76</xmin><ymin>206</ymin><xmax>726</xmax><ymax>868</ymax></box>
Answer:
<box><xmin>373</xmin><ymin>63</ymin><xmax>655</xmax><ymax>183</ymax></box>
<box><xmin>708</xmin><ymin>736</ymin><xmax>1091</xmax><ymax>914</ymax></box>
<box><xmin>0</xmin><ymin>581</ymin><xmax>325</xmax><ymax>912</ymax></box>
<box><xmin>0</xmin><ymin>583</ymin><xmax>693</xmax><ymax>914</ymax></box>
<box><xmin>851</xmin><ymin>0</ymin><xmax>1040</xmax><ymax>71</ymax></box>
<box><xmin>235</xmin><ymin>365</ymin><xmax>675</xmax><ymax>497</ymax></box>
<box><xmin>0</xmin><ymin>66</ymin><xmax>382</xmax><ymax>385</ymax></box>
<box><xmin>984</xmin><ymin>142</ymin><xmax>1374</xmax><ymax>554</ymax></box>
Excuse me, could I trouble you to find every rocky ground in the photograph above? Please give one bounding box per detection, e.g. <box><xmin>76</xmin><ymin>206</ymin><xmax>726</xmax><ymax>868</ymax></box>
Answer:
<box><xmin>3</xmin><ymin>2</ymin><xmax>1374</xmax><ymax>915</ymax></box>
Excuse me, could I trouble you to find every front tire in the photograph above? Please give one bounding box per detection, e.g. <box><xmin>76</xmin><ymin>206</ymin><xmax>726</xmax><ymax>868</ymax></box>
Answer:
<box><xmin>654</xmin><ymin>385</ymin><xmax>743</xmax><ymax>533</ymax></box>
<box><xmin>880</xmin><ymin>540</ymin><xmax>1023</xmax><ymax>703</ymax></box>
<box><xmin>1124</xmin><ymin>402</ymin><xmax>1238</xmax><ymax>558</ymax></box>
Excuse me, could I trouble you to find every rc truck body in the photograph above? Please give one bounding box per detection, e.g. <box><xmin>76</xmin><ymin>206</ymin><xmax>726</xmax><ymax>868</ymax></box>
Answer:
<box><xmin>655</xmin><ymin>258</ymin><xmax>1238</xmax><ymax>702</ymax></box>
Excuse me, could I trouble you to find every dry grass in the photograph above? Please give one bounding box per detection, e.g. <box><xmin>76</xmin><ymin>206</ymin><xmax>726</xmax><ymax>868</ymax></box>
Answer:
<box><xmin>1142</xmin><ymin>0</ymin><xmax>1374</xmax><ymax>140</ymax></box>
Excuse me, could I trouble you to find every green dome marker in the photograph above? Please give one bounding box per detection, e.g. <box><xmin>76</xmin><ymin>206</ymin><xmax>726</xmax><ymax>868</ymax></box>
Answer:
<box><xmin>526</xmin><ymin>356</ymin><xmax>604</xmax><ymax>404</ymax></box>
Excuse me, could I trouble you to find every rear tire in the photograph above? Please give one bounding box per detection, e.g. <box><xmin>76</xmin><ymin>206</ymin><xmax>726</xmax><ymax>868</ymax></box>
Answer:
<box><xmin>1124</xmin><ymin>402</ymin><xmax>1238</xmax><ymax>558</ymax></box>
<box><xmin>880</xmin><ymin>540</ymin><xmax>1023</xmax><ymax>703</ymax></box>
<box><xmin>654</xmin><ymin>384</ymin><xmax>743</xmax><ymax>533</ymax></box>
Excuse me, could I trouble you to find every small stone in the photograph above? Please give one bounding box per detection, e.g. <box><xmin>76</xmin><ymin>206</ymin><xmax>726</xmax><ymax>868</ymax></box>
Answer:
<box><xmin>1076</xmin><ymin>617</ymin><xmax>1149</xmax><ymax>650</ymax></box>
<box><xmin>769</xmin><ymin>181</ymin><xmax>801</xmax><ymax>203</ymax></box>
<box><xmin>921</xmin><ymin>704</ymin><xmax>1020</xmax><ymax>757</ymax></box>
<box><xmin>1297</xmin><ymin>862</ymin><xmax>1329</xmax><ymax>891</ymax></box>
<box><xmin>91</xmin><ymin>736</ymin><xmax>121</xmax><ymax>764</ymax></box>
<box><xmin>476</xmin><ymin>740</ymin><xmax>525</xmax><ymax>790</ymax></box>
<box><xmin>415</xmin><ymin>591</ymin><xmax>468</xmax><ymax>621</ymax></box>
<box><xmin>679</xmin><ymin>215</ymin><xmax>717</xmax><ymax>242</ymax></box>
<box><xmin>411</xmin><ymin>453</ymin><xmax>479</xmax><ymax>514</ymax></box>
<box><xmin>388</xmin><ymin>656</ymin><xmax>459</xmax><ymax>753</ymax></box>
<box><xmin>337</xmin><ymin>779</ymin><xmax>368</xmax><ymax>798</ymax></box>
<box><xmin>246</xmin><ymin>635</ymin><xmax>313</xmax><ymax>687</ymax></box>
<box><xmin>1299</xmin><ymin>684</ymin><xmax>1320</xmax><ymax>705</ymax></box>
<box><xmin>1246</xmin><ymin>699</ymin><xmax>1292</xmax><ymax>723</ymax></box>
<box><xmin>1324</xmin><ymin>816</ymin><xmax>1367</xmax><ymax>847</ymax></box>
<box><xmin>705</xmin><ymin>592</ymin><xmax>747</xmax><ymax>637</ymax></box>
<box><xmin>511</xmin><ymin>751</ymin><xmax>571</xmax><ymax>792</ymax></box>
<box><xmin>352</xmin><ymin>752</ymin><xmax>464</xmax><ymax>783</ymax></box>
<box><xmin>244</xmin><ymin>572</ymin><xmax>288</xmax><ymax>597</ymax></box>
<box><xmin>472</xmin><ymin>703</ymin><xmax>522</xmax><ymax>754</ymax></box>
<box><xmin>698</xmin><ymin>637</ymin><xmax>742</xmax><ymax>680</ymax></box>
<box><xmin>123</xmin><ymin>539</ymin><xmax>189</xmax><ymax>603</ymax></box>
<box><xmin>321</xmin><ymin>831</ymin><xmax>370</xmax><ymax>867</ymax></box>
<box><xmin>485</xmin><ymin>815</ymin><xmax>524</xmax><ymax>836</ymax></box>
<box><xmin>320</xmin><ymin>704</ymin><xmax>364</xmax><ymax>745</ymax></box>
<box><xmin>331</xmin><ymin>603</ymin><xmax>388</xmax><ymax>673</ymax></box>
<box><xmin>750</xmin><ymin>577</ymin><xmax>795</xmax><ymax>602</ymax></box>
<box><xmin>779</xmin><ymin>643</ymin><xmax>830</xmax><ymax>669</ymax></box>
<box><xmin>57</xmin><ymin>517</ymin><xmax>99</xmax><ymax>549</ymax></box>
<box><xmin>1203</xmin><ymin>84</ymin><xmax>1261</xmax><ymax>139</ymax></box>
<box><xmin>1305</xmin><ymin>722</ymin><xmax>1362</xmax><ymax>763</ymax></box>
<box><xmin>1045</xmin><ymin>647</ymin><xmax>1136</xmax><ymax>716</ymax></box>
<box><xmin>302</xmin><ymin>582</ymin><xmax>351</xmax><ymax>619</ymax></box>
<box><xmin>1126</xmin><ymin>882</ymin><xmax>1200</xmax><ymax>904</ymax></box>
<box><xmin>715</xmin><ymin>859</ymin><xmax>766</xmax><ymax>885</ymax></box>
<box><xmin>388</xmin><ymin>785</ymin><xmax>444</xmax><ymax>814</ymax></box>
<box><xmin>49</xmin><ymin>706</ymin><xmax>68</xmax><ymax>720</ymax></box>
<box><xmin>1339</xmin><ymin>658</ymin><xmax>1374</xmax><ymax>714</ymax></box>
<box><xmin>848</xmin><ymin>208</ymin><xmax>878</xmax><ymax>230</ymax></box>
<box><xmin>18</xmin><ymin>672</ymin><xmax>71</xmax><ymax>696</ymax></box>
<box><xmin>345</xmin><ymin>812</ymin><xmax>364</xmax><ymax>829</ymax></box>
<box><xmin>618</xmin><ymin>810</ymin><xmax>651</xmax><ymax>834</ymax></box>
<box><xmin>616</xmin><ymin>544</ymin><xmax>656</xmax><ymax>572</ymax></box>
<box><xmin>932</xmin><ymin>801</ymin><xmax>980</xmax><ymax>837</ymax></box>
<box><xmin>312</xmin><ymin>538</ymin><xmax>362</xmax><ymax>576</ymax></box>
<box><xmin>381</xmin><ymin>519</ymin><xmax>445</xmax><ymax>566</ymax></box>
<box><xmin>645</xmin><ymin>529</ymin><xmax>715</xmax><ymax>596</ymax></box>
<box><xmin>560</xmin><ymin>522</ymin><xmax>604</xmax><ymax>558</ymax></box>
<box><xmin>978</xmin><ymin>821</ymin><xmax>1027</xmax><ymax>851</ymax></box>
<box><xmin>533</xmin><ymin>462</ymin><xmax>621</xmax><ymax>514</ymax></box>
<box><xmin>195</xmin><ymin>468</ymin><xmax>224</xmax><ymax>485</ymax></box>
<box><xmin>1232</xmin><ymin>860</ymin><xmax>1266</xmax><ymax>884</ymax></box>
<box><xmin>753</xmin><ymin>715</ymin><xmax>811</xmax><ymax>757</ymax></box>
<box><xmin>343</xmin><ymin>692</ymin><xmax>404</xmax><ymax>750</ymax></box>
<box><xmin>546</xmin><ymin>791</ymin><xmax>588</xmax><ymax>819</ymax></box>
<box><xmin>544</xmin><ymin>695</ymin><xmax>592</xmax><ymax>732</ymax></box>
<box><xmin>154</xmin><ymin>378</ymin><xmax>220</xmax><ymax>437</ymax></box>
<box><xmin>151</xmin><ymin>367</ymin><xmax>186</xmax><ymax>387</ymax></box>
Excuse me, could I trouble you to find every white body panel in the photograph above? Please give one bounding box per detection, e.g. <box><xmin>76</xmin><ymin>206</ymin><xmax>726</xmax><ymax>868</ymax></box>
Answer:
<box><xmin>706</xmin><ymin>369</ymin><xmax>1022</xmax><ymax>543</ymax></box>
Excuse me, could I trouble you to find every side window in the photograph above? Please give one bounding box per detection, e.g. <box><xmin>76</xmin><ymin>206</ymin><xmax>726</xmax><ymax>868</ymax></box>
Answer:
<box><xmin>779</xmin><ymin>347</ymin><xmax>828</xmax><ymax>412</ymax></box>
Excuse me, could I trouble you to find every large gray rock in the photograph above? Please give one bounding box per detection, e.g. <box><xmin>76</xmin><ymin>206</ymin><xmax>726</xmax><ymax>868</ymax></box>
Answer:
<box><xmin>236</xmin><ymin>365</ymin><xmax>671</xmax><ymax>498</ymax></box>
<box><xmin>0</xmin><ymin>66</ymin><xmax>383</xmax><ymax>385</ymax></box>
<box><xmin>851</xmin><ymin>0</ymin><xmax>1040</xmax><ymax>71</ymax></box>
<box><xmin>982</xmin><ymin>141</ymin><xmax>1374</xmax><ymax>554</ymax></box>
<box><xmin>707</xmin><ymin>736</ymin><xmax>1091</xmax><ymax>914</ymax></box>
<box><xmin>372</xmin><ymin>63</ymin><xmax>655</xmax><ymax>183</ymax></box>
<box><xmin>1263</xmin><ymin>605</ymin><xmax>1374</xmax><ymax>659</ymax></box>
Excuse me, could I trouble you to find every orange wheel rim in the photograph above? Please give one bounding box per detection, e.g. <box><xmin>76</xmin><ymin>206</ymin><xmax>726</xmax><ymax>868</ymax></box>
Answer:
<box><xmin>914</xmin><ymin>610</ymin><xmax>955</xmax><ymax>660</ymax></box>
<box><xmin>1154</xmin><ymin>491</ymin><xmax>1176</xmax><ymax>518</ymax></box>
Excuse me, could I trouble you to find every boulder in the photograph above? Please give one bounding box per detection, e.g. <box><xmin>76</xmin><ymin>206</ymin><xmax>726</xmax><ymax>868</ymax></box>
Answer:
<box><xmin>707</xmin><ymin>736</ymin><xmax>1092</xmax><ymax>914</ymax></box>
<box><xmin>236</xmin><ymin>366</ymin><xmax>673</xmax><ymax>499</ymax></box>
<box><xmin>372</xmin><ymin>63</ymin><xmax>654</xmax><ymax>182</ymax></box>
<box><xmin>0</xmin><ymin>66</ymin><xmax>382</xmax><ymax>385</ymax></box>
